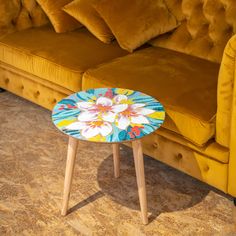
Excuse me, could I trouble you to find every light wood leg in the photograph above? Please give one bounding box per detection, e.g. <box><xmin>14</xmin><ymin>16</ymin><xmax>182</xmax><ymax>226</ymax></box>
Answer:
<box><xmin>113</xmin><ymin>144</ymin><xmax>120</xmax><ymax>178</ymax></box>
<box><xmin>132</xmin><ymin>140</ymin><xmax>148</xmax><ymax>224</ymax></box>
<box><xmin>233</xmin><ymin>199</ymin><xmax>236</xmax><ymax>230</ymax></box>
<box><xmin>61</xmin><ymin>137</ymin><xmax>78</xmax><ymax>216</ymax></box>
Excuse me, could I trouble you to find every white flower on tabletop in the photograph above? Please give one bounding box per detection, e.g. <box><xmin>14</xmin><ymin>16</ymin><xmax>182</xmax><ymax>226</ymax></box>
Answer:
<box><xmin>77</xmin><ymin>96</ymin><xmax>128</xmax><ymax>123</ymax></box>
<box><xmin>116</xmin><ymin>103</ymin><xmax>155</xmax><ymax>130</ymax></box>
<box><xmin>66</xmin><ymin>120</ymin><xmax>112</xmax><ymax>139</ymax></box>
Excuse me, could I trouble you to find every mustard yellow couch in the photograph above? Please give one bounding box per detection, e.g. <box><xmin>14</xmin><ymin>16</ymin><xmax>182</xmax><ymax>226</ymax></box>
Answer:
<box><xmin>0</xmin><ymin>0</ymin><xmax>236</xmax><ymax>203</ymax></box>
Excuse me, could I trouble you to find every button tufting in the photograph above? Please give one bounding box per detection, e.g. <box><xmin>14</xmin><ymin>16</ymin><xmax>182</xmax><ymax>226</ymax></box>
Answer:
<box><xmin>204</xmin><ymin>165</ymin><xmax>210</xmax><ymax>172</ymax></box>
<box><xmin>52</xmin><ymin>98</ymin><xmax>57</xmax><ymax>104</ymax></box>
<box><xmin>11</xmin><ymin>19</ymin><xmax>16</xmax><ymax>26</ymax></box>
<box><xmin>226</xmin><ymin>25</ymin><xmax>233</xmax><ymax>34</ymax></box>
<box><xmin>220</xmin><ymin>5</ymin><xmax>226</xmax><ymax>12</ymax></box>
<box><xmin>34</xmin><ymin>91</ymin><xmax>40</xmax><ymax>97</ymax></box>
<box><xmin>176</xmin><ymin>153</ymin><xmax>183</xmax><ymax>160</ymax></box>
<box><xmin>150</xmin><ymin>0</ymin><xmax>236</xmax><ymax>63</ymax></box>
<box><xmin>21</xmin><ymin>85</ymin><xmax>24</xmax><ymax>90</ymax></box>
<box><xmin>197</xmin><ymin>1</ymin><xmax>204</xmax><ymax>8</ymax></box>
<box><xmin>5</xmin><ymin>78</ymin><xmax>9</xmax><ymax>84</ymax></box>
<box><xmin>153</xmin><ymin>142</ymin><xmax>159</xmax><ymax>149</ymax></box>
<box><xmin>208</xmin><ymin>41</ymin><xmax>215</xmax><ymax>48</ymax></box>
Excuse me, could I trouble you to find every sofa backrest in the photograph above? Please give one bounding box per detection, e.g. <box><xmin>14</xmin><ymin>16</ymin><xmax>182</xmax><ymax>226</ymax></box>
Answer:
<box><xmin>0</xmin><ymin>0</ymin><xmax>48</xmax><ymax>38</ymax></box>
<box><xmin>1</xmin><ymin>0</ymin><xmax>235</xmax><ymax>64</ymax></box>
<box><xmin>153</xmin><ymin>0</ymin><xmax>236</xmax><ymax>63</ymax></box>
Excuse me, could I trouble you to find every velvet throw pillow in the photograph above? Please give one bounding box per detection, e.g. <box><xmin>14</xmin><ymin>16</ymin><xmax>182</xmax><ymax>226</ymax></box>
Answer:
<box><xmin>36</xmin><ymin>0</ymin><xmax>82</xmax><ymax>33</ymax></box>
<box><xmin>63</xmin><ymin>0</ymin><xmax>113</xmax><ymax>43</ymax></box>
<box><xmin>95</xmin><ymin>0</ymin><xmax>178</xmax><ymax>52</ymax></box>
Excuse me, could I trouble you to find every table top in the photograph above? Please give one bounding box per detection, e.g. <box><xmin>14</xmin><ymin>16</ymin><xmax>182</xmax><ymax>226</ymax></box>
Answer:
<box><xmin>52</xmin><ymin>88</ymin><xmax>165</xmax><ymax>143</ymax></box>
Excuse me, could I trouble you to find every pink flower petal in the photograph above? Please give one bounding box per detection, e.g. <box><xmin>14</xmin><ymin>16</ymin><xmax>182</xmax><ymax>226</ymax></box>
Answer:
<box><xmin>102</xmin><ymin>111</ymin><xmax>116</xmax><ymax>122</ymax></box>
<box><xmin>78</xmin><ymin>111</ymin><xmax>98</xmax><ymax>122</ymax></box>
<box><xmin>66</xmin><ymin>121</ymin><xmax>87</xmax><ymax>130</ymax></box>
<box><xmin>117</xmin><ymin>116</ymin><xmax>130</xmax><ymax>130</ymax></box>
<box><xmin>130</xmin><ymin>103</ymin><xmax>145</xmax><ymax>109</ymax></box>
<box><xmin>77</xmin><ymin>102</ymin><xmax>94</xmax><ymax>110</ymax></box>
<box><xmin>131</xmin><ymin>115</ymin><xmax>149</xmax><ymax>124</ymax></box>
<box><xmin>96</xmin><ymin>97</ymin><xmax>113</xmax><ymax>107</ymax></box>
<box><xmin>136</xmin><ymin>108</ymin><xmax>155</xmax><ymax>115</ymax></box>
<box><xmin>81</xmin><ymin>126</ymin><xmax>100</xmax><ymax>138</ymax></box>
<box><xmin>99</xmin><ymin>122</ymin><xmax>113</xmax><ymax>137</ymax></box>
<box><xmin>112</xmin><ymin>104</ymin><xmax>128</xmax><ymax>113</ymax></box>
<box><xmin>113</xmin><ymin>95</ymin><xmax>127</xmax><ymax>104</ymax></box>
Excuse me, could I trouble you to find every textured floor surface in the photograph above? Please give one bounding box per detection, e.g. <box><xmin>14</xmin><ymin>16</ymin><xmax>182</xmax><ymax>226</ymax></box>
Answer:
<box><xmin>0</xmin><ymin>92</ymin><xmax>236</xmax><ymax>236</ymax></box>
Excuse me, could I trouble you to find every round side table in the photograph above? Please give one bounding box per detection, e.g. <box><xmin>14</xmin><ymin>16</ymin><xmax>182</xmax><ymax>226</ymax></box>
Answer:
<box><xmin>52</xmin><ymin>88</ymin><xmax>165</xmax><ymax>224</ymax></box>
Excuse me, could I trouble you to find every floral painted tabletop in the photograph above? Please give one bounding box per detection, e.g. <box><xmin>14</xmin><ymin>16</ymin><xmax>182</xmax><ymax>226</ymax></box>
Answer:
<box><xmin>52</xmin><ymin>88</ymin><xmax>165</xmax><ymax>143</ymax></box>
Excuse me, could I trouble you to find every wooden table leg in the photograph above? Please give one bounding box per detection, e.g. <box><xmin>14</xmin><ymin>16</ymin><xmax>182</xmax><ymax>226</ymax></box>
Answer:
<box><xmin>132</xmin><ymin>140</ymin><xmax>148</xmax><ymax>224</ymax></box>
<box><xmin>61</xmin><ymin>136</ymin><xmax>78</xmax><ymax>216</ymax></box>
<box><xmin>113</xmin><ymin>144</ymin><xmax>120</xmax><ymax>178</ymax></box>
<box><xmin>233</xmin><ymin>198</ymin><xmax>236</xmax><ymax>230</ymax></box>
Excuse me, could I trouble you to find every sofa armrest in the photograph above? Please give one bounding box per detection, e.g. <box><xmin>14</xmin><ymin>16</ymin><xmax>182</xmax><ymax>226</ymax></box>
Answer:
<box><xmin>0</xmin><ymin>0</ymin><xmax>49</xmax><ymax>39</ymax></box>
<box><xmin>216</xmin><ymin>34</ymin><xmax>236</xmax><ymax>148</ymax></box>
<box><xmin>228</xmin><ymin>36</ymin><xmax>236</xmax><ymax>196</ymax></box>
<box><xmin>228</xmin><ymin>62</ymin><xmax>236</xmax><ymax>197</ymax></box>
<box><xmin>217</xmin><ymin>34</ymin><xmax>236</xmax><ymax>196</ymax></box>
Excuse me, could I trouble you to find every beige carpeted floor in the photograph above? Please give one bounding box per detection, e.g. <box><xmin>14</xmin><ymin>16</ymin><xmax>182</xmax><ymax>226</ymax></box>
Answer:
<box><xmin>0</xmin><ymin>92</ymin><xmax>235</xmax><ymax>236</ymax></box>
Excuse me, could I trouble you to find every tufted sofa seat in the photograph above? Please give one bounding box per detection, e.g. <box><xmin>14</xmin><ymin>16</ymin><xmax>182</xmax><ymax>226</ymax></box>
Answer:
<box><xmin>82</xmin><ymin>47</ymin><xmax>220</xmax><ymax>147</ymax></box>
<box><xmin>0</xmin><ymin>25</ymin><xmax>127</xmax><ymax>92</ymax></box>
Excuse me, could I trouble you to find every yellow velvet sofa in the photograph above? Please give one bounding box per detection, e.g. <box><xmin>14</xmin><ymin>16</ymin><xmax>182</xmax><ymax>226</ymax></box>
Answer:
<box><xmin>0</xmin><ymin>0</ymin><xmax>236</xmax><ymax>205</ymax></box>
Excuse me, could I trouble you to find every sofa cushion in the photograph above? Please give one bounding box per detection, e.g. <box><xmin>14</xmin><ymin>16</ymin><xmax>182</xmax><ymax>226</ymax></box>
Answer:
<box><xmin>0</xmin><ymin>25</ymin><xmax>127</xmax><ymax>92</ymax></box>
<box><xmin>94</xmin><ymin>0</ymin><xmax>178</xmax><ymax>52</ymax></box>
<box><xmin>36</xmin><ymin>0</ymin><xmax>81</xmax><ymax>33</ymax></box>
<box><xmin>82</xmin><ymin>47</ymin><xmax>220</xmax><ymax>146</ymax></box>
<box><xmin>63</xmin><ymin>0</ymin><xmax>113</xmax><ymax>43</ymax></box>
